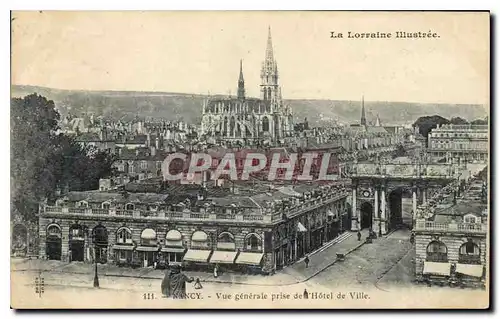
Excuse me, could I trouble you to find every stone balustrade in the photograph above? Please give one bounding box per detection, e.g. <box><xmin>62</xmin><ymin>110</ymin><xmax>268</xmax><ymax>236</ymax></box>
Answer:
<box><xmin>414</xmin><ymin>219</ymin><xmax>487</xmax><ymax>234</ymax></box>
<box><xmin>350</xmin><ymin>163</ymin><xmax>456</xmax><ymax>179</ymax></box>
<box><xmin>42</xmin><ymin>189</ymin><xmax>348</xmax><ymax>225</ymax></box>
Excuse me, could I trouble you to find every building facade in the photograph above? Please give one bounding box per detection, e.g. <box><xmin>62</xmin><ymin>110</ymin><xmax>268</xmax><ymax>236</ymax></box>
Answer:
<box><xmin>427</xmin><ymin>124</ymin><xmax>488</xmax><ymax>164</ymax></box>
<box><xmin>414</xmin><ymin>171</ymin><xmax>487</xmax><ymax>288</ymax></box>
<box><xmin>38</xmin><ymin>183</ymin><xmax>349</xmax><ymax>274</ymax></box>
<box><xmin>200</xmin><ymin>27</ymin><xmax>294</xmax><ymax>143</ymax></box>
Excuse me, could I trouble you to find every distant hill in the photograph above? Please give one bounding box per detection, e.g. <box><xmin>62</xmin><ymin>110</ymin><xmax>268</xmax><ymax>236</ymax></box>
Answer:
<box><xmin>11</xmin><ymin>85</ymin><xmax>488</xmax><ymax>126</ymax></box>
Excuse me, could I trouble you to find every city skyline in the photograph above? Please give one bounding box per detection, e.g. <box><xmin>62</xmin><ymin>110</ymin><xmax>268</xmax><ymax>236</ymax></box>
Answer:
<box><xmin>12</xmin><ymin>11</ymin><xmax>489</xmax><ymax>106</ymax></box>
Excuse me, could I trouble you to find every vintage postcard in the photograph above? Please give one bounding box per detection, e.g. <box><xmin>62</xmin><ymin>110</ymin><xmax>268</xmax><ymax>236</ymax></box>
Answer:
<box><xmin>10</xmin><ymin>11</ymin><xmax>490</xmax><ymax>309</ymax></box>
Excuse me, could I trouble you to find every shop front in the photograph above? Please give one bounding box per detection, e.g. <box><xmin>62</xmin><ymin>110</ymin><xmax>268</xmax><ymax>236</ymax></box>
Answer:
<box><xmin>113</xmin><ymin>227</ymin><xmax>136</xmax><ymax>267</ymax></box>
<box><xmin>183</xmin><ymin>249</ymin><xmax>212</xmax><ymax>271</ymax></box>
<box><xmin>235</xmin><ymin>252</ymin><xmax>264</xmax><ymax>274</ymax></box>
<box><xmin>161</xmin><ymin>229</ymin><xmax>186</xmax><ymax>267</ymax></box>
<box><xmin>113</xmin><ymin>244</ymin><xmax>135</xmax><ymax>267</ymax></box>
<box><xmin>209</xmin><ymin>232</ymin><xmax>238</xmax><ymax>273</ymax></box>
<box><xmin>183</xmin><ymin>230</ymin><xmax>212</xmax><ymax>271</ymax></box>
<box><xmin>92</xmin><ymin>225</ymin><xmax>109</xmax><ymax>264</ymax></box>
<box><xmin>137</xmin><ymin>228</ymin><xmax>159</xmax><ymax>268</ymax></box>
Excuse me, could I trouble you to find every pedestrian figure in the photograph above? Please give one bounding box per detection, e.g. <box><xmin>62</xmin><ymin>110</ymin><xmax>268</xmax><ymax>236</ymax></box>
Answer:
<box><xmin>304</xmin><ymin>256</ymin><xmax>310</xmax><ymax>268</ymax></box>
<box><xmin>357</xmin><ymin>231</ymin><xmax>362</xmax><ymax>241</ymax></box>
<box><xmin>161</xmin><ymin>265</ymin><xmax>194</xmax><ymax>299</ymax></box>
<box><xmin>410</xmin><ymin>233</ymin><xmax>415</xmax><ymax>245</ymax></box>
<box><xmin>303</xmin><ymin>289</ymin><xmax>309</xmax><ymax>299</ymax></box>
<box><xmin>214</xmin><ymin>264</ymin><xmax>219</xmax><ymax>278</ymax></box>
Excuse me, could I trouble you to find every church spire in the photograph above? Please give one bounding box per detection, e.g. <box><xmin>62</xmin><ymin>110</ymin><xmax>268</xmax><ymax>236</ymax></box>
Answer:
<box><xmin>237</xmin><ymin>59</ymin><xmax>245</xmax><ymax>100</ymax></box>
<box><xmin>375</xmin><ymin>114</ymin><xmax>381</xmax><ymax>127</ymax></box>
<box><xmin>265</xmin><ymin>26</ymin><xmax>274</xmax><ymax>63</ymax></box>
<box><xmin>360</xmin><ymin>95</ymin><xmax>367</xmax><ymax>126</ymax></box>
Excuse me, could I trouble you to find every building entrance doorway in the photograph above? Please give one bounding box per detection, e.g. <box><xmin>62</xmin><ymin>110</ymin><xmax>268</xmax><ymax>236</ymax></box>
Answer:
<box><xmin>360</xmin><ymin>202</ymin><xmax>373</xmax><ymax>229</ymax></box>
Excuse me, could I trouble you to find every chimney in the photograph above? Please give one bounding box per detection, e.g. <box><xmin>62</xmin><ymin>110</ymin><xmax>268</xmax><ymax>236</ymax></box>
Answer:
<box><xmin>155</xmin><ymin>137</ymin><xmax>160</xmax><ymax>149</ymax></box>
<box><xmin>99</xmin><ymin>129</ymin><xmax>104</xmax><ymax>141</ymax></box>
<box><xmin>136</xmin><ymin>149</ymin><xmax>140</xmax><ymax>156</ymax></box>
<box><xmin>151</xmin><ymin>146</ymin><xmax>156</xmax><ymax>157</ymax></box>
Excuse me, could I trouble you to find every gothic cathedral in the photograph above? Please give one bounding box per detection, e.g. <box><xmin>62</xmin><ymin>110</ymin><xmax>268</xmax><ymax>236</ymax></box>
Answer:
<box><xmin>201</xmin><ymin>27</ymin><xmax>294</xmax><ymax>144</ymax></box>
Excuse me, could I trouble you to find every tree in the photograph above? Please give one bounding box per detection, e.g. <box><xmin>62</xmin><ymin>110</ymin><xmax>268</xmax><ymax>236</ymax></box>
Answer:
<box><xmin>450</xmin><ymin>117</ymin><xmax>469</xmax><ymax>125</ymax></box>
<box><xmin>471</xmin><ymin>118</ymin><xmax>488</xmax><ymax>125</ymax></box>
<box><xmin>413</xmin><ymin>115</ymin><xmax>450</xmax><ymax>147</ymax></box>
<box><xmin>11</xmin><ymin>94</ymin><xmax>115</xmax><ymax>221</ymax></box>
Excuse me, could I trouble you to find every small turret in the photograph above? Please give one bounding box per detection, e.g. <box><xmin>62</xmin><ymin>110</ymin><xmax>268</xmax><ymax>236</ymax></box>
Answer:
<box><xmin>237</xmin><ymin>59</ymin><xmax>245</xmax><ymax>100</ymax></box>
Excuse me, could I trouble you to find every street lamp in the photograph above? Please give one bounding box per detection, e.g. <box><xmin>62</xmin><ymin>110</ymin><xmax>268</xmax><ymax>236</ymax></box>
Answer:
<box><xmin>91</xmin><ymin>233</ymin><xmax>99</xmax><ymax>288</ymax></box>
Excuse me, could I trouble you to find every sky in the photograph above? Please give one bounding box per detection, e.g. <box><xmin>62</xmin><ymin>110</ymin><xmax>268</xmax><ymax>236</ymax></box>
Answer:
<box><xmin>11</xmin><ymin>11</ymin><xmax>489</xmax><ymax>105</ymax></box>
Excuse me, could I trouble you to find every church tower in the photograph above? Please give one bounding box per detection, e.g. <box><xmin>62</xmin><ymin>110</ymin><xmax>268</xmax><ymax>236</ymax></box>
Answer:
<box><xmin>237</xmin><ymin>59</ymin><xmax>245</xmax><ymax>100</ymax></box>
<box><xmin>360</xmin><ymin>96</ymin><xmax>367</xmax><ymax>126</ymax></box>
<box><xmin>260</xmin><ymin>26</ymin><xmax>281</xmax><ymax>108</ymax></box>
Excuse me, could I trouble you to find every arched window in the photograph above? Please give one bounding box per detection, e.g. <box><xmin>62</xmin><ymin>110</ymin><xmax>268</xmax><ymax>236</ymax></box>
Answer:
<box><xmin>47</xmin><ymin>224</ymin><xmax>62</xmax><ymax>238</ymax></box>
<box><xmin>116</xmin><ymin>227</ymin><xmax>132</xmax><ymax>244</ymax></box>
<box><xmin>230</xmin><ymin>117</ymin><xmax>236</xmax><ymax>137</ymax></box>
<box><xmin>69</xmin><ymin>224</ymin><xmax>84</xmax><ymax>240</ymax></box>
<box><xmin>459</xmin><ymin>241</ymin><xmax>481</xmax><ymax>264</ymax></box>
<box><xmin>217</xmin><ymin>232</ymin><xmax>235</xmax><ymax>251</ymax></box>
<box><xmin>426</xmin><ymin>240</ymin><xmax>448</xmax><ymax>262</ymax></box>
<box><xmin>165</xmin><ymin>229</ymin><xmax>183</xmax><ymax>247</ymax></box>
<box><xmin>191</xmin><ymin>230</ymin><xmax>209</xmax><ymax>249</ymax></box>
<box><xmin>141</xmin><ymin>228</ymin><xmax>157</xmax><ymax>246</ymax></box>
<box><xmin>245</xmin><ymin>233</ymin><xmax>262</xmax><ymax>252</ymax></box>
<box><xmin>102</xmin><ymin>201</ymin><xmax>111</xmax><ymax>210</ymax></box>
<box><xmin>125</xmin><ymin>203</ymin><xmax>135</xmax><ymax>211</ymax></box>
<box><xmin>77</xmin><ymin>200</ymin><xmax>88</xmax><ymax>208</ymax></box>
<box><xmin>262</xmin><ymin>117</ymin><xmax>269</xmax><ymax>132</ymax></box>
<box><xmin>46</xmin><ymin>224</ymin><xmax>62</xmax><ymax>260</ymax></box>
<box><xmin>93</xmin><ymin>225</ymin><xmax>108</xmax><ymax>246</ymax></box>
<box><xmin>223</xmin><ymin>117</ymin><xmax>228</xmax><ymax>136</ymax></box>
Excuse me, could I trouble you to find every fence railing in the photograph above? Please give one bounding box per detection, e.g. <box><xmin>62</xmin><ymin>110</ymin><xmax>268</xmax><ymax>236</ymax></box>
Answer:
<box><xmin>414</xmin><ymin>220</ymin><xmax>487</xmax><ymax>234</ymax></box>
<box><xmin>42</xmin><ymin>190</ymin><xmax>348</xmax><ymax>224</ymax></box>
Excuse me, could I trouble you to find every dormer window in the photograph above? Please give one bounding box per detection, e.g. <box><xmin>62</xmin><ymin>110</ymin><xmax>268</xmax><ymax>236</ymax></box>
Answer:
<box><xmin>77</xmin><ymin>200</ymin><xmax>88</xmax><ymax>208</ymax></box>
<box><xmin>125</xmin><ymin>203</ymin><xmax>135</xmax><ymax>211</ymax></box>
<box><xmin>464</xmin><ymin>214</ymin><xmax>478</xmax><ymax>224</ymax></box>
<box><xmin>102</xmin><ymin>201</ymin><xmax>111</xmax><ymax>210</ymax></box>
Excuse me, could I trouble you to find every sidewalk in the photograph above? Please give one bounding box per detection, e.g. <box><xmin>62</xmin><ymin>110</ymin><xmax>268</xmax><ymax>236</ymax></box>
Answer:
<box><xmin>12</xmin><ymin>229</ymin><xmax>371</xmax><ymax>287</ymax></box>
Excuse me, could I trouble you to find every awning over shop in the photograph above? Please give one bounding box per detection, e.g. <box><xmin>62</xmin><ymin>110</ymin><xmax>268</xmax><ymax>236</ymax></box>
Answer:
<box><xmin>161</xmin><ymin>247</ymin><xmax>186</xmax><ymax>253</ymax></box>
<box><xmin>112</xmin><ymin>244</ymin><xmax>134</xmax><ymax>251</ymax></box>
<box><xmin>183</xmin><ymin>249</ymin><xmax>212</xmax><ymax>263</ymax></box>
<box><xmin>235</xmin><ymin>252</ymin><xmax>264</xmax><ymax>265</ymax></box>
<box><xmin>423</xmin><ymin>262</ymin><xmax>451</xmax><ymax>276</ymax></box>
<box><xmin>136</xmin><ymin>246</ymin><xmax>159</xmax><ymax>252</ymax></box>
<box><xmin>297</xmin><ymin>222</ymin><xmax>307</xmax><ymax>232</ymax></box>
<box><xmin>456</xmin><ymin>264</ymin><xmax>484</xmax><ymax>277</ymax></box>
<box><xmin>209</xmin><ymin>251</ymin><xmax>238</xmax><ymax>264</ymax></box>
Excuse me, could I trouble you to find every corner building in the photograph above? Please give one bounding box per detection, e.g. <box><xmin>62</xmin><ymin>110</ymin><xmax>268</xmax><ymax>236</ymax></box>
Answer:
<box><xmin>38</xmin><ymin>182</ymin><xmax>349</xmax><ymax>274</ymax></box>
